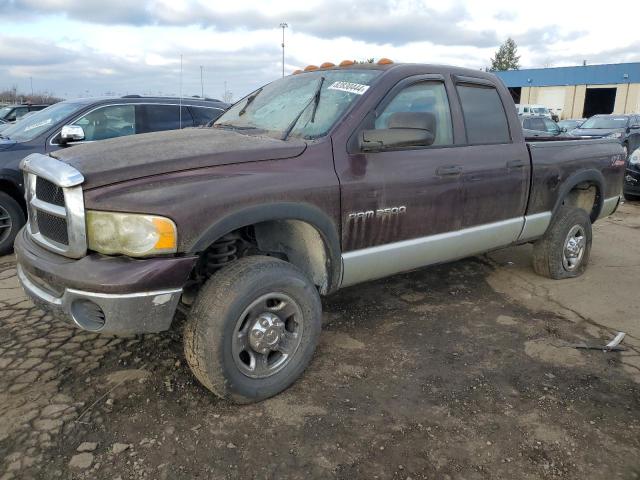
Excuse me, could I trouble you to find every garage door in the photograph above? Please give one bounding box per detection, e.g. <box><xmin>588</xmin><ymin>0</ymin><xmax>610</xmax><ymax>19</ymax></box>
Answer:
<box><xmin>537</xmin><ymin>87</ymin><xmax>566</xmax><ymax>119</ymax></box>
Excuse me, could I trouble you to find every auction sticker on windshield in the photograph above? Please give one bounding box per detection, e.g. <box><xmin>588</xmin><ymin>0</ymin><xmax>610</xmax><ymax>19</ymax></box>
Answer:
<box><xmin>328</xmin><ymin>82</ymin><xmax>370</xmax><ymax>95</ymax></box>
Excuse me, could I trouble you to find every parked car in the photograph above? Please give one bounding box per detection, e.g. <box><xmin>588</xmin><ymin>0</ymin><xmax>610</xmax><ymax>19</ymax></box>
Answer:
<box><xmin>15</xmin><ymin>61</ymin><xmax>624</xmax><ymax>404</ymax></box>
<box><xmin>515</xmin><ymin>104</ymin><xmax>557</xmax><ymax>121</ymax></box>
<box><xmin>558</xmin><ymin>119</ymin><xmax>585</xmax><ymax>132</ymax></box>
<box><xmin>520</xmin><ymin>115</ymin><xmax>566</xmax><ymax>138</ymax></box>
<box><xmin>570</xmin><ymin>114</ymin><xmax>640</xmax><ymax>158</ymax></box>
<box><xmin>0</xmin><ymin>104</ymin><xmax>50</xmax><ymax>123</ymax></box>
<box><xmin>623</xmin><ymin>147</ymin><xmax>640</xmax><ymax>201</ymax></box>
<box><xmin>0</xmin><ymin>96</ymin><xmax>229</xmax><ymax>254</ymax></box>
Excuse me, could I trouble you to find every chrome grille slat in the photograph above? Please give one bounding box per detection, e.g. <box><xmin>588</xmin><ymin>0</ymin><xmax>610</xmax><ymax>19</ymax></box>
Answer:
<box><xmin>21</xmin><ymin>153</ymin><xmax>87</xmax><ymax>258</ymax></box>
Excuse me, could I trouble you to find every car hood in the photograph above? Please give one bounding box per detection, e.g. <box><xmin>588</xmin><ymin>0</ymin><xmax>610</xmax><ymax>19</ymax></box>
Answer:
<box><xmin>571</xmin><ymin>128</ymin><xmax>624</xmax><ymax>137</ymax></box>
<box><xmin>52</xmin><ymin>127</ymin><xmax>307</xmax><ymax>190</ymax></box>
<box><xmin>0</xmin><ymin>138</ymin><xmax>17</xmax><ymax>151</ymax></box>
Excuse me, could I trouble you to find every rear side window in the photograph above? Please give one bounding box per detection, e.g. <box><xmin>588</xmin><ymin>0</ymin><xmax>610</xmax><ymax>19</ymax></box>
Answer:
<box><xmin>190</xmin><ymin>106</ymin><xmax>224</xmax><ymax>125</ymax></box>
<box><xmin>523</xmin><ymin>117</ymin><xmax>545</xmax><ymax>131</ymax></box>
<box><xmin>457</xmin><ymin>84</ymin><xmax>511</xmax><ymax>144</ymax></box>
<box><xmin>138</xmin><ymin>105</ymin><xmax>193</xmax><ymax>133</ymax></box>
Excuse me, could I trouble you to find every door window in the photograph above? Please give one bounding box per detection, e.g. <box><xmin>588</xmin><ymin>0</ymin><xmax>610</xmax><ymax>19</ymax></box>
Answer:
<box><xmin>139</xmin><ymin>105</ymin><xmax>193</xmax><ymax>133</ymax></box>
<box><xmin>542</xmin><ymin>118</ymin><xmax>560</xmax><ymax>134</ymax></box>
<box><xmin>190</xmin><ymin>106</ymin><xmax>224</xmax><ymax>125</ymax></box>
<box><xmin>74</xmin><ymin>105</ymin><xmax>136</xmax><ymax>141</ymax></box>
<box><xmin>374</xmin><ymin>82</ymin><xmax>453</xmax><ymax>146</ymax></box>
<box><xmin>457</xmin><ymin>84</ymin><xmax>511</xmax><ymax>144</ymax></box>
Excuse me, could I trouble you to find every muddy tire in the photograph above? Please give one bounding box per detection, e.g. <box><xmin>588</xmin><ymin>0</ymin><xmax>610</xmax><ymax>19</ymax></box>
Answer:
<box><xmin>184</xmin><ymin>256</ymin><xmax>322</xmax><ymax>403</ymax></box>
<box><xmin>532</xmin><ymin>206</ymin><xmax>592</xmax><ymax>279</ymax></box>
<box><xmin>0</xmin><ymin>192</ymin><xmax>25</xmax><ymax>256</ymax></box>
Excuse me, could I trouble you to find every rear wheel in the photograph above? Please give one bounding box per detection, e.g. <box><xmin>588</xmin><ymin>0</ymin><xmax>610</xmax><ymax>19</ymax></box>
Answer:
<box><xmin>532</xmin><ymin>206</ymin><xmax>592</xmax><ymax>279</ymax></box>
<box><xmin>184</xmin><ymin>256</ymin><xmax>322</xmax><ymax>403</ymax></box>
<box><xmin>0</xmin><ymin>192</ymin><xmax>25</xmax><ymax>256</ymax></box>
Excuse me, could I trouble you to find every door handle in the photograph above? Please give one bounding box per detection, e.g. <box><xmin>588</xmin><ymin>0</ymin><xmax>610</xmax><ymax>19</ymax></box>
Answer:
<box><xmin>436</xmin><ymin>165</ymin><xmax>463</xmax><ymax>176</ymax></box>
<box><xmin>506</xmin><ymin>159</ymin><xmax>527</xmax><ymax>169</ymax></box>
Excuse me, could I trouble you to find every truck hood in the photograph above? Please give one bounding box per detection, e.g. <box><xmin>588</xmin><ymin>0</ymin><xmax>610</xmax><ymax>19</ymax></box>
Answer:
<box><xmin>51</xmin><ymin>127</ymin><xmax>307</xmax><ymax>189</ymax></box>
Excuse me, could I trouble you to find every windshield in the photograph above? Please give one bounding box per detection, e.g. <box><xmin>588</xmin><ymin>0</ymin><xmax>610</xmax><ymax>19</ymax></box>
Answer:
<box><xmin>580</xmin><ymin>116</ymin><xmax>629</xmax><ymax>129</ymax></box>
<box><xmin>215</xmin><ymin>69</ymin><xmax>381</xmax><ymax>139</ymax></box>
<box><xmin>533</xmin><ymin>107</ymin><xmax>549</xmax><ymax>114</ymax></box>
<box><xmin>0</xmin><ymin>102</ymin><xmax>85</xmax><ymax>142</ymax></box>
<box><xmin>0</xmin><ymin>106</ymin><xmax>13</xmax><ymax>120</ymax></box>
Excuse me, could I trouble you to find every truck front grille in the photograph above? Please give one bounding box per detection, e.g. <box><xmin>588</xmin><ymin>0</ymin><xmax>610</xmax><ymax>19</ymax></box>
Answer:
<box><xmin>35</xmin><ymin>177</ymin><xmax>65</xmax><ymax>206</ymax></box>
<box><xmin>21</xmin><ymin>154</ymin><xmax>87</xmax><ymax>258</ymax></box>
<box><xmin>36</xmin><ymin>211</ymin><xmax>69</xmax><ymax>245</ymax></box>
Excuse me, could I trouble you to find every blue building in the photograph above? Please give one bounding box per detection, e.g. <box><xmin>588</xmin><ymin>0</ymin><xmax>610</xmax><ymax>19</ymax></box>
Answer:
<box><xmin>494</xmin><ymin>63</ymin><xmax>640</xmax><ymax>119</ymax></box>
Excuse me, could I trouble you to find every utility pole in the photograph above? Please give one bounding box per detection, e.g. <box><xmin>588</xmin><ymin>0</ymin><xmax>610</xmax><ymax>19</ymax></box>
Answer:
<box><xmin>30</xmin><ymin>77</ymin><xmax>34</xmax><ymax>98</ymax></box>
<box><xmin>280</xmin><ymin>22</ymin><xmax>288</xmax><ymax>77</ymax></box>
<box><xmin>200</xmin><ymin>65</ymin><xmax>204</xmax><ymax>98</ymax></box>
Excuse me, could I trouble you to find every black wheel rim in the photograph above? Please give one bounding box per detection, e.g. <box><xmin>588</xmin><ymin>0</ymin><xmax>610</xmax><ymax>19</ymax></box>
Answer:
<box><xmin>0</xmin><ymin>204</ymin><xmax>12</xmax><ymax>244</ymax></box>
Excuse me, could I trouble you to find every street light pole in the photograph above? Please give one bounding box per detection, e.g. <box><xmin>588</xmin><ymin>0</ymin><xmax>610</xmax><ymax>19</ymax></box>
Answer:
<box><xmin>280</xmin><ymin>22</ymin><xmax>288</xmax><ymax>77</ymax></box>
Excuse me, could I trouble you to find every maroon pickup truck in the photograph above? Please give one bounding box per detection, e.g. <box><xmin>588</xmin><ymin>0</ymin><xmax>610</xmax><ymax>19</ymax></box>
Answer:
<box><xmin>15</xmin><ymin>61</ymin><xmax>625</xmax><ymax>403</ymax></box>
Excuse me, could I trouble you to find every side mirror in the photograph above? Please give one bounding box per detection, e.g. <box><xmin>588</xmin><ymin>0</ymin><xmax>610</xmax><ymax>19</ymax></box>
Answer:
<box><xmin>560</xmin><ymin>126</ymin><xmax>567</xmax><ymax>133</ymax></box>
<box><xmin>60</xmin><ymin>125</ymin><xmax>85</xmax><ymax>144</ymax></box>
<box><xmin>630</xmin><ymin>124</ymin><xmax>640</xmax><ymax>130</ymax></box>
<box><xmin>361</xmin><ymin>112</ymin><xmax>436</xmax><ymax>151</ymax></box>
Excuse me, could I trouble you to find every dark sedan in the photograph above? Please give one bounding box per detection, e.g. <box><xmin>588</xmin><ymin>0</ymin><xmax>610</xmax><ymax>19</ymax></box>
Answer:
<box><xmin>0</xmin><ymin>96</ymin><xmax>229</xmax><ymax>254</ymax></box>
<box><xmin>624</xmin><ymin>148</ymin><xmax>640</xmax><ymax>201</ymax></box>
<box><xmin>570</xmin><ymin>114</ymin><xmax>640</xmax><ymax>158</ymax></box>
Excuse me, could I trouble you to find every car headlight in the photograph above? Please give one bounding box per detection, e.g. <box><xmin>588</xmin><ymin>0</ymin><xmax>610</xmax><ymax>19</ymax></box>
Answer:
<box><xmin>629</xmin><ymin>149</ymin><xmax>640</xmax><ymax>165</ymax></box>
<box><xmin>606</xmin><ymin>132</ymin><xmax>623</xmax><ymax>139</ymax></box>
<box><xmin>86</xmin><ymin>211</ymin><xmax>177</xmax><ymax>257</ymax></box>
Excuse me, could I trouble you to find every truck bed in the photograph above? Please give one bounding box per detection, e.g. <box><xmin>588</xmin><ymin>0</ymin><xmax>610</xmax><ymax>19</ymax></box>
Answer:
<box><xmin>525</xmin><ymin>137</ymin><xmax>624</xmax><ymax>218</ymax></box>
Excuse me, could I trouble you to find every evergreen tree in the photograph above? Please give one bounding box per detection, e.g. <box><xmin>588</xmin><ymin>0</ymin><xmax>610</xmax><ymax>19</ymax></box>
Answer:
<box><xmin>490</xmin><ymin>38</ymin><xmax>520</xmax><ymax>71</ymax></box>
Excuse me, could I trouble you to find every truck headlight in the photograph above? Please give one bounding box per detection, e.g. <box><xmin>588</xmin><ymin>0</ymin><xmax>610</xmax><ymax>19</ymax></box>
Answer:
<box><xmin>86</xmin><ymin>211</ymin><xmax>177</xmax><ymax>257</ymax></box>
<box><xmin>606</xmin><ymin>132</ymin><xmax>623</xmax><ymax>139</ymax></box>
<box><xmin>630</xmin><ymin>149</ymin><xmax>640</xmax><ymax>165</ymax></box>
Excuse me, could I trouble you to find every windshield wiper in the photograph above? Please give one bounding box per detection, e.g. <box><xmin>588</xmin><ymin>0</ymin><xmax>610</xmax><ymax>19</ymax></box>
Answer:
<box><xmin>280</xmin><ymin>76</ymin><xmax>325</xmax><ymax>141</ymax></box>
<box><xmin>238</xmin><ymin>88</ymin><xmax>263</xmax><ymax>117</ymax></box>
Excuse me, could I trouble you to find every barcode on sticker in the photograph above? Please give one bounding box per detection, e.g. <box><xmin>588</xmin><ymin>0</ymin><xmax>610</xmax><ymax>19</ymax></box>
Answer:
<box><xmin>327</xmin><ymin>82</ymin><xmax>370</xmax><ymax>95</ymax></box>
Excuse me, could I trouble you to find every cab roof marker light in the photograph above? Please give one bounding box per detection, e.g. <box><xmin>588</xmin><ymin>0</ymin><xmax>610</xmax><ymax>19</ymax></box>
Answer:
<box><xmin>339</xmin><ymin>60</ymin><xmax>355</xmax><ymax>67</ymax></box>
<box><xmin>320</xmin><ymin>62</ymin><xmax>335</xmax><ymax>69</ymax></box>
<box><xmin>292</xmin><ymin>69</ymin><xmax>303</xmax><ymax>75</ymax></box>
<box><xmin>377</xmin><ymin>58</ymin><xmax>394</xmax><ymax>65</ymax></box>
<box><xmin>304</xmin><ymin>65</ymin><xmax>319</xmax><ymax>71</ymax></box>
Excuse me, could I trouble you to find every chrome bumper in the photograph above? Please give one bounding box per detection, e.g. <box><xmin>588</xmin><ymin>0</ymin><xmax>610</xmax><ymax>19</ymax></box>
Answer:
<box><xmin>17</xmin><ymin>265</ymin><xmax>182</xmax><ymax>335</ymax></box>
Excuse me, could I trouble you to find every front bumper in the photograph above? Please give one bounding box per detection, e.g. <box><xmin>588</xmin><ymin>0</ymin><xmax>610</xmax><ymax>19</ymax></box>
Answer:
<box><xmin>15</xmin><ymin>228</ymin><xmax>197</xmax><ymax>334</ymax></box>
<box><xmin>624</xmin><ymin>167</ymin><xmax>640</xmax><ymax>195</ymax></box>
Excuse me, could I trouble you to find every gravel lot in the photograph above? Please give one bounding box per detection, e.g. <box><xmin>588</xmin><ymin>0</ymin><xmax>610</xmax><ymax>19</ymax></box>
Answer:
<box><xmin>1</xmin><ymin>203</ymin><xmax>639</xmax><ymax>480</ymax></box>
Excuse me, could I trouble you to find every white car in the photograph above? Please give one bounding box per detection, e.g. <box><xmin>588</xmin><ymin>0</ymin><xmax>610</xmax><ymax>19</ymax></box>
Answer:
<box><xmin>516</xmin><ymin>104</ymin><xmax>554</xmax><ymax>119</ymax></box>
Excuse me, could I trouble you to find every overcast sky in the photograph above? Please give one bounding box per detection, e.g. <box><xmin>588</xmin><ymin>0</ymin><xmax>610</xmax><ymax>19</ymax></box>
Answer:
<box><xmin>1</xmin><ymin>0</ymin><xmax>638</xmax><ymax>101</ymax></box>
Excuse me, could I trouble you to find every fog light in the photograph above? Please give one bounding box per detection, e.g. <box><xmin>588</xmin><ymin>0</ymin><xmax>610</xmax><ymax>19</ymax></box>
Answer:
<box><xmin>70</xmin><ymin>299</ymin><xmax>106</xmax><ymax>331</ymax></box>
<box><xmin>626</xmin><ymin>175</ymin><xmax>638</xmax><ymax>184</ymax></box>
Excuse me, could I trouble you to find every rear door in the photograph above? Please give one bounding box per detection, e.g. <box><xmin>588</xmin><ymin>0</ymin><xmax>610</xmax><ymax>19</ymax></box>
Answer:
<box><xmin>453</xmin><ymin>78</ymin><xmax>530</xmax><ymax>230</ymax></box>
<box><xmin>137</xmin><ymin>104</ymin><xmax>194</xmax><ymax>133</ymax></box>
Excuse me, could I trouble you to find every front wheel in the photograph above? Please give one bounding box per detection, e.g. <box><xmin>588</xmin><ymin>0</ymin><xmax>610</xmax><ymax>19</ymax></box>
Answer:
<box><xmin>532</xmin><ymin>206</ymin><xmax>592</xmax><ymax>279</ymax></box>
<box><xmin>184</xmin><ymin>256</ymin><xmax>322</xmax><ymax>403</ymax></box>
<box><xmin>0</xmin><ymin>192</ymin><xmax>25</xmax><ymax>256</ymax></box>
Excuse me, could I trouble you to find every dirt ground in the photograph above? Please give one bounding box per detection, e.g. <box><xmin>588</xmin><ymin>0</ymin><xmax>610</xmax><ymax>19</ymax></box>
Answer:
<box><xmin>1</xmin><ymin>203</ymin><xmax>639</xmax><ymax>480</ymax></box>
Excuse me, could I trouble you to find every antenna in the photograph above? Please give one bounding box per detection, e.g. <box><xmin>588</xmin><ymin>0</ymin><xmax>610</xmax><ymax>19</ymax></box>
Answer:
<box><xmin>179</xmin><ymin>54</ymin><xmax>183</xmax><ymax>129</ymax></box>
<box><xmin>200</xmin><ymin>65</ymin><xmax>204</xmax><ymax>99</ymax></box>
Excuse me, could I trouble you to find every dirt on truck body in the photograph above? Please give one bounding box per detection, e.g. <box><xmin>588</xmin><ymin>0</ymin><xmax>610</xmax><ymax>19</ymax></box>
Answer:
<box><xmin>15</xmin><ymin>60</ymin><xmax>625</xmax><ymax>403</ymax></box>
